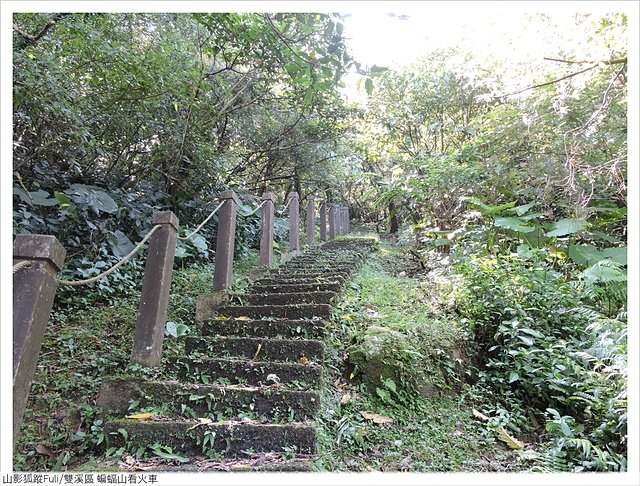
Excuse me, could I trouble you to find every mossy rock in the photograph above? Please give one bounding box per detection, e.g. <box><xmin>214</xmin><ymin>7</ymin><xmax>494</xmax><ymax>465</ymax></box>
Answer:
<box><xmin>346</xmin><ymin>326</ymin><xmax>411</xmax><ymax>392</ymax></box>
<box><xmin>347</xmin><ymin>325</ymin><xmax>464</xmax><ymax>398</ymax></box>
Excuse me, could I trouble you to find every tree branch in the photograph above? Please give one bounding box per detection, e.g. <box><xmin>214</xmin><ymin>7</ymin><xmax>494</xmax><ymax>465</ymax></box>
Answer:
<box><xmin>13</xmin><ymin>13</ymin><xmax>70</xmax><ymax>50</ymax></box>
<box><xmin>496</xmin><ymin>56</ymin><xmax>627</xmax><ymax>98</ymax></box>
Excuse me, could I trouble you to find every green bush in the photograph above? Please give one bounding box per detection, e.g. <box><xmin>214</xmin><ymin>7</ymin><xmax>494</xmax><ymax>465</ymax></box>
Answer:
<box><xmin>454</xmin><ymin>252</ymin><xmax>626</xmax><ymax>471</ymax></box>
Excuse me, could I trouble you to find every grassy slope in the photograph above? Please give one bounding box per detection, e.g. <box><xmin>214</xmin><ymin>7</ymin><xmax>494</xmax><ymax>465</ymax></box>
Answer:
<box><xmin>315</xmin><ymin>242</ymin><xmax>521</xmax><ymax>472</ymax></box>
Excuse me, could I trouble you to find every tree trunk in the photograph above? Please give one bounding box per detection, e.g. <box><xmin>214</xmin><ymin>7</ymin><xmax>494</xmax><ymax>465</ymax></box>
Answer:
<box><xmin>389</xmin><ymin>201</ymin><xmax>399</xmax><ymax>234</ymax></box>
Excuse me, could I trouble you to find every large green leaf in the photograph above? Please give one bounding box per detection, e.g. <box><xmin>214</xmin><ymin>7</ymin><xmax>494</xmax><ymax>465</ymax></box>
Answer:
<box><xmin>601</xmin><ymin>246</ymin><xmax>626</xmax><ymax>265</ymax></box>
<box><xmin>13</xmin><ymin>188</ymin><xmax>59</xmax><ymax>206</ymax></box>
<box><xmin>107</xmin><ymin>230</ymin><xmax>135</xmax><ymax>258</ymax></box>
<box><xmin>493</xmin><ymin>217</ymin><xmax>533</xmax><ymax>233</ymax></box>
<box><xmin>568</xmin><ymin>244</ymin><xmax>603</xmax><ymax>265</ymax></box>
<box><xmin>545</xmin><ymin>218</ymin><xmax>588</xmax><ymax>238</ymax></box>
<box><xmin>66</xmin><ymin>184</ymin><xmax>118</xmax><ymax>214</ymax></box>
<box><xmin>507</xmin><ymin>203</ymin><xmax>535</xmax><ymax>216</ymax></box>
<box><xmin>579</xmin><ymin>263</ymin><xmax>626</xmax><ymax>283</ymax></box>
<box><xmin>190</xmin><ymin>234</ymin><xmax>208</xmax><ymax>252</ymax></box>
<box><xmin>463</xmin><ymin>196</ymin><xmax>516</xmax><ymax>215</ymax></box>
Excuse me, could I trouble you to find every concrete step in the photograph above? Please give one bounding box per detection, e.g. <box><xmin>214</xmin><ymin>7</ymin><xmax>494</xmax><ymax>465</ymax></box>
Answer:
<box><xmin>200</xmin><ymin>318</ymin><xmax>328</xmax><ymax>339</ymax></box>
<box><xmin>118</xmin><ymin>455</ymin><xmax>314</xmax><ymax>472</ymax></box>
<box><xmin>169</xmin><ymin>357</ymin><xmax>322</xmax><ymax>387</ymax></box>
<box><xmin>233</xmin><ymin>291</ymin><xmax>338</xmax><ymax>306</ymax></box>
<box><xmin>253</xmin><ymin>276</ymin><xmax>345</xmax><ymax>286</ymax></box>
<box><xmin>216</xmin><ymin>304</ymin><xmax>332</xmax><ymax>320</ymax></box>
<box><xmin>249</xmin><ymin>282</ymin><xmax>341</xmax><ymax>294</ymax></box>
<box><xmin>267</xmin><ymin>269</ymin><xmax>350</xmax><ymax>279</ymax></box>
<box><xmin>185</xmin><ymin>336</ymin><xmax>325</xmax><ymax>362</ymax></box>
<box><xmin>97</xmin><ymin>379</ymin><xmax>319</xmax><ymax>422</ymax></box>
<box><xmin>104</xmin><ymin>419</ymin><xmax>317</xmax><ymax>457</ymax></box>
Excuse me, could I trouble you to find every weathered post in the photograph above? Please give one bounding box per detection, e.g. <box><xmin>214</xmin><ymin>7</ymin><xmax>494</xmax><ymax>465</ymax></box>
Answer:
<box><xmin>328</xmin><ymin>204</ymin><xmax>336</xmax><ymax>239</ymax></box>
<box><xmin>340</xmin><ymin>207</ymin><xmax>346</xmax><ymax>234</ymax></box>
<box><xmin>346</xmin><ymin>207</ymin><xmax>350</xmax><ymax>234</ymax></box>
<box><xmin>288</xmin><ymin>192</ymin><xmax>300</xmax><ymax>253</ymax></box>
<box><xmin>213</xmin><ymin>190</ymin><xmax>238</xmax><ymax>290</ymax></box>
<box><xmin>13</xmin><ymin>234</ymin><xmax>66</xmax><ymax>441</ymax></box>
<box><xmin>259</xmin><ymin>192</ymin><xmax>275</xmax><ymax>267</ymax></box>
<box><xmin>319</xmin><ymin>201</ymin><xmax>327</xmax><ymax>242</ymax></box>
<box><xmin>306</xmin><ymin>196</ymin><xmax>315</xmax><ymax>246</ymax></box>
<box><xmin>130</xmin><ymin>211</ymin><xmax>179</xmax><ymax>367</ymax></box>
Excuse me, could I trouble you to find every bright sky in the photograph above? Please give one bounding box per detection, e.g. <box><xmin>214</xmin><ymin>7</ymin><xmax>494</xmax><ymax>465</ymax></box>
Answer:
<box><xmin>337</xmin><ymin>2</ymin><xmax>633</xmax><ymax>101</ymax></box>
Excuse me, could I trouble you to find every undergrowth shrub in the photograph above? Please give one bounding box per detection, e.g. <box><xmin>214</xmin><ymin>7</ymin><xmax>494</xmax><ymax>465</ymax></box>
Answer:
<box><xmin>454</xmin><ymin>251</ymin><xmax>627</xmax><ymax>471</ymax></box>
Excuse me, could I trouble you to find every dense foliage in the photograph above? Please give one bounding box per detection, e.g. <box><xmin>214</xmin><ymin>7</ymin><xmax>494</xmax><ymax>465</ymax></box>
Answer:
<box><xmin>343</xmin><ymin>13</ymin><xmax>627</xmax><ymax>472</ymax></box>
<box><xmin>13</xmin><ymin>12</ymin><xmax>353</xmax><ymax>295</ymax></box>
<box><xmin>12</xmin><ymin>10</ymin><xmax>627</xmax><ymax>473</ymax></box>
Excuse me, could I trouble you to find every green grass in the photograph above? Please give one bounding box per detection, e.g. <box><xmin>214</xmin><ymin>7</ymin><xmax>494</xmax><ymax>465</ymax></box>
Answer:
<box><xmin>316</xmin><ymin>243</ymin><xmax>521</xmax><ymax>472</ymax></box>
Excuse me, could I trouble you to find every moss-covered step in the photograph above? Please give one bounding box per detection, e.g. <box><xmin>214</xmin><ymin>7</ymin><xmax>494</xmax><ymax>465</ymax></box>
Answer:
<box><xmin>168</xmin><ymin>356</ymin><xmax>322</xmax><ymax>387</ymax></box>
<box><xmin>233</xmin><ymin>291</ymin><xmax>338</xmax><ymax>306</ymax></box>
<box><xmin>200</xmin><ymin>318</ymin><xmax>328</xmax><ymax>339</ymax></box>
<box><xmin>97</xmin><ymin>379</ymin><xmax>319</xmax><ymax>421</ymax></box>
<box><xmin>215</xmin><ymin>304</ymin><xmax>332</xmax><ymax>320</ymax></box>
<box><xmin>103</xmin><ymin>419</ymin><xmax>317</xmax><ymax>457</ymax></box>
<box><xmin>253</xmin><ymin>276</ymin><xmax>345</xmax><ymax>287</ymax></box>
<box><xmin>117</xmin><ymin>456</ymin><xmax>315</xmax><ymax>472</ymax></box>
<box><xmin>266</xmin><ymin>269</ymin><xmax>350</xmax><ymax>279</ymax></box>
<box><xmin>185</xmin><ymin>336</ymin><xmax>325</xmax><ymax>362</ymax></box>
<box><xmin>249</xmin><ymin>282</ymin><xmax>342</xmax><ymax>294</ymax></box>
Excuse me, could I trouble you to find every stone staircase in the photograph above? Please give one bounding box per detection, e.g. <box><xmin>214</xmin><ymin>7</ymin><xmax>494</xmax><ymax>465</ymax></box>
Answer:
<box><xmin>96</xmin><ymin>238</ymin><xmax>375</xmax><ymax>471</ymax></box>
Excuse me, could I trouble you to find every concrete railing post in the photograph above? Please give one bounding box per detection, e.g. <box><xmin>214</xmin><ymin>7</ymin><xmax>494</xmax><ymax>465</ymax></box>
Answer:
<box><xmin>259</xmin><ymin>192</ymin><xmax>276</xmax><ymax>267</ymax></box>
<box><xmin>213</xmin><ymin>190</ymin><xmax>238</xmax><ymax>291</ymax></box>
<box><xmin>306</xmin><ymin>196</ymin><xmax>315</xmax><ymax>246</ymax></box>
<box><xmin>319</xmin><ymin>202</ymin><xmax>327</xmax><ymax>242</ymax></box>
<box><xmin>343</xmin><ymin>207</ymin><xmax>348</xmax><ymax>234</ymax></box>
<box><xmin>13</xmin><ymin>234</ymin><xmax>66</xmax><ymax>441</ymax></box>
<box><xmin>346</xmin><ymin>207</ymin><xmax>350</xmax><ymax>234</ymax></box>
<box><xmin>130</xmin><ymin>211</ymin><xmax>179</xmax><ymax>367</ymax></box>
<box><xmin>328</xmin><ymin>204</ymin><xmax>336</xmax><ymax>239</ymax></box>
<box><xmin>288</xmin><ymin>192</ymin><xmax>300</xmax><ymax>252</ymax></box>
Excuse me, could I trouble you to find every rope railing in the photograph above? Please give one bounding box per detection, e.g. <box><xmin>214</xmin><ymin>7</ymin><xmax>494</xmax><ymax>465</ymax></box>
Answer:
<box><xmin>13</xmin><ymin>260</ymin><xmax>33</xmax><ymax>273</ymax></box>
<box><xmin>177</xmin><ymin>200</ymin><xmax>225</xmax><ymax>241</ymax></box>
<box><xmin>56</xmin><ymin>224</ymin><xmax>162</xmax><ymax>286</ymax></box>
<box><xmin>276</xmin><ymin>195</ymin><xmax>293</xmax><ymax>216</ymax></box>
<box><xmin>13</xmin><ymin>184</ymin><xmax>353</xmax><ymax>441</ymax></box>
<box><xmin>238</xmin><ymin>199</ymin><xmax>267</xmax><ymax>217</ymax></box>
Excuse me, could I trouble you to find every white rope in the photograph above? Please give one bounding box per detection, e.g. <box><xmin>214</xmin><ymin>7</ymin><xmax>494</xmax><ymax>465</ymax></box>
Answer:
<box><xmin>177</xmin><ymin>200</ymin><xmax>225</xmax><ymax>241</ymax></box>
<box><xmin>276</xmin><ymin>196</ymin><xmax>293</xmax><ymax>216</ymax></box>
<box><xmin>13</xmin><ymin>260</ymin><xmax>33</xmax><ymax>273</ymax></box>
<box><xmin>57</xmin><ymin>225</ymin><xmax>162</xmax><ymax>286</ymax></box>
<box><xmin>239</xmin><ymin>200</ymin><xmax>267</xmax><ymax>217</ymax></box>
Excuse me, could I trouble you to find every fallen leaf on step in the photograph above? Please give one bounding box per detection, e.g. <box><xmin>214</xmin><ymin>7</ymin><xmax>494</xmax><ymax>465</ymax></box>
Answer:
<box><xmin>252</xmin><ymin>343</ymin><xmax>263</xmax><ymax>361</ymax></box>
<box><xmin>298</xmin><ymin>356</ymin><xmax>310</xmax><ymax>365</ymax></box>
<box><xmin>360</xmin><ymin>411</ymin><xmax>394</xmax><ymax>425</ymax></box>
<box><xmin>340</xmin><ymin>393</ymin><xmax>351</xmax><ymax>405</ymax></box>
<box><xmin>35</xmin><ymin>444</ymin><xmax>58</xmax><ymax>458</ymax></box>
<box><xmin>215</xmin><ymin>315</ymin><xmax>230</xmax><ymax>320</ymax></box>
<box><xmin>472</xmin><ymin>408</ymin><xmax>490</xmax><ymax>421</ymax></box>
<box><xmin>236</xmin><ymin>316</ymin><xmax>251</xmax><ymax>321</ymax></box>
<box><xmin>496</xmin><ymin>426</ymin><xmax>524</xmax><ymax>450</ymax></box>
<box><xmin>340</xmin><ymin>314</ymin><xmax>353</xmax><ymax>321</ymax></box>
<box><xmin>125</xmin><ymin>412</ymin><xmax>154</xmax><ymax>420</ymax></box>
<box><xmin>187</xmin><ymin>417</ymin><xmax>213</xmax><ymax>431</ymax></box>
